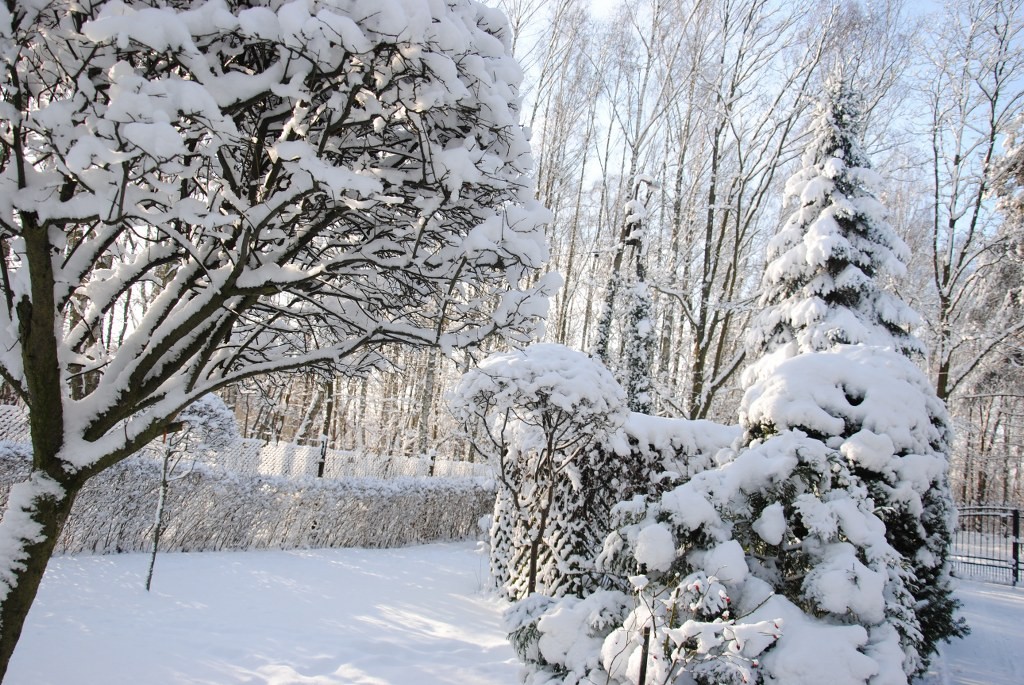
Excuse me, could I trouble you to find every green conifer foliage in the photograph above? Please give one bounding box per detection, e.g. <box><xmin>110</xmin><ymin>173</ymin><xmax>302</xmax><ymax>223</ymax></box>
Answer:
<box><xmin>743</xmin><ymin>74</ymin><xmax>966</xmax><ymax>674</ymax></box>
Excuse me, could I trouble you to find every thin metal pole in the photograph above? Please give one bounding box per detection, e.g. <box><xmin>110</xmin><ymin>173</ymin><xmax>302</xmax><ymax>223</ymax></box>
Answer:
<box><xmin>1013</xmin><ymin>509</ymin><xmax>1020</xmax><ymax>587</ymax></box>
<box><xmin>638</xmin><ymin>626</ymin><xmax>651</xmax><ymax>685</ymax></box>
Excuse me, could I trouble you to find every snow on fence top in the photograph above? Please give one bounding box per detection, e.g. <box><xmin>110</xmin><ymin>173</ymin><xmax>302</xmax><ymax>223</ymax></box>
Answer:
<box><xmin>0</xmin><ymin>405</ymin><xmax>490</xmax><ymax>481</ymax></box>
<box><xmin>205</xmin><ymin>439</ymin><xmax>492</xmax><ymax>480</ymax></box>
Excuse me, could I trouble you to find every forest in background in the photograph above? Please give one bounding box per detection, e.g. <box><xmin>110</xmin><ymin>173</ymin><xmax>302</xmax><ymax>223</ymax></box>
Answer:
<box><xmin>0</xmin><ymin>0</ymin><xmax>1011</xmax><ymax>680</ymax></box>
<box><xmin>212</xmin><ymin>0</ymin><xmax>1024</xmax><ymax>507</ymax></box>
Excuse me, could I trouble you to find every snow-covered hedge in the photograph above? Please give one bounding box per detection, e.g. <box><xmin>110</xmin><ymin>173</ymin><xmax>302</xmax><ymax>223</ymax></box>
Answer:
<box><xmin>0</xmin><ymin>448</ymin><xmax>493</xmax><ymax>554</ymax></box>
<box><xmin>608</xmin><ymin>413</ymin><xmax>741</xmax><ymax>488</ymax></box>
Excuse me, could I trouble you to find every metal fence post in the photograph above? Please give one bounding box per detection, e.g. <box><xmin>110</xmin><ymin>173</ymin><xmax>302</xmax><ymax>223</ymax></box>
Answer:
<box><xmin>638</xmin><ymin>626</ymin><xmax>651</xmax><ymax>685</ymax></box>
<box><xmin>1013</xmin><ymin>508</ymin><xmax>1020</xmax><ymax>587</ymax></box>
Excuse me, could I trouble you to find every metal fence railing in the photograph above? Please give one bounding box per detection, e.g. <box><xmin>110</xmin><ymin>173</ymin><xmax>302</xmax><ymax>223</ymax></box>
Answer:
<box><xmin>951</xmin><ymin>506</ymin><xmax>1021</xmax><ymax>586</ymax></box>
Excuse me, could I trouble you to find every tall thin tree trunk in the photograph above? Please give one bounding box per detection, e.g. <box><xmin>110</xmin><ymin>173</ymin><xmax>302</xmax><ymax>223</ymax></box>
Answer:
<box><xmin>416</xmin><ymin>349</ymin><xmax>440</xmax><ymax>457</ymax></box>
<box><xmin>146</xmin><ymin>451</ymin><xmax>172</xmax><ymax>591</ymax></box>
<box><xmin>317</xmin><ymin>380</ymin><xmax>336</xmax><ymax>478</ymax></box>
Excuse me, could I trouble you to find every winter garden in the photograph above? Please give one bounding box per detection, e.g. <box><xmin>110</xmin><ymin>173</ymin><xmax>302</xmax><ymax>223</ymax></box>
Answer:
<box><xmin>0</xmin><ymin>0</ymin><xmax>1022</xmax><ymax>684</ymax></box>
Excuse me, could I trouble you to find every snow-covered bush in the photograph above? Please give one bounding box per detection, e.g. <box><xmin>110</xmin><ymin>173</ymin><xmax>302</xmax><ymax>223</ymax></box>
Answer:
<box><xmin>145</xmin><ymin>394</ymin><xmax>241</xmax><ymax>589</ymax></box>
<box><xmin>500</xmin><ymin>414</ymin><xmax>739</xmax><ymax>685</ymax></box>
<box><xmin>451</xmin><ymin>343</ymin><xmax>628</xmax><ymax>599</ymax></box>
<box><xmin>585</xmin><ymin>411</ymin><xmax>923</xmax><ymax>684</ymax></box>
<box><xmin>177</xmin><ymin>395</ymin><xmax>240</xmax><ymax>454</ymax></box>
<box><xmin>505</xmin><ymin>589</ymin><xmax>632</xmax><ymax>685</ymax></box>
<box><xmin>0</xmin><ymin>451</ymin><xmax>492</xmax><ymax>554</ymax></box>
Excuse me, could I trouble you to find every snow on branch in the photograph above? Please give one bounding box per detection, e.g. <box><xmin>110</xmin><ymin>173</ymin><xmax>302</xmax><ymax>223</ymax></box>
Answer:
<box><xmin>0</xmin><ymin>0</ymin><xmax>553</xmax><ymax>474</ymax></box>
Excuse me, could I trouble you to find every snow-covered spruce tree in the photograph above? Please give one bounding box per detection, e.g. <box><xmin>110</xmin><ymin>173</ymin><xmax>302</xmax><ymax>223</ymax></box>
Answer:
<box><xmin>0</xmin><ymin>0</ymin><xmax>555</xmax><ymax>676</ymax></box>
<box><xmin>564</xmin><ymin>376</ymin><xmax>933</xmax><ymax>684</ymax></box>
<box><xmin>746</xmin><ymin>76</ymin><xmax>922</xmax><ymax>361</ymax></box>
<box><xmin>593</xmin><ymin>178</ymin><xmax>655</xmax><ymax>417</ymax></box>
<box><xmin>623</xmin><ymin>281</ymin><xmax>655</xmax><ymax>415</ymax></box>
<box><xmin>737</xmin><ymin>349</ymin><xmax>955</xmax><ymax>680</ymax></box>
<box><xmin>451</xmin><ymin>344</ymin><xmax>628</xmax><ymax>600</ymax></box>
<box><xmin>742</xmin><ymin>74</ymin><xmax>966</xmax><ymax>675</ymax></box>
<box><xmin>594</xmin><ymin>415</ymin><xmax>936</xmax><ymax>685</ymax></box>
<box><xmin>621</xmin><ymin>186</ymin><xmax>655</xmax><ymax>416</ymax></box>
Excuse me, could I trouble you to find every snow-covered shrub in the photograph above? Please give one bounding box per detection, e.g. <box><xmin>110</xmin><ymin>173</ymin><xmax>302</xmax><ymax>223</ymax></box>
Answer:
<box><xmin>145</xmin><ymin>394</ymin><xmax>242</xmax><ymax>588</ymax></box>
<box><xmin>745</xmin><ymin>347</ymin><xmax>965</xmax><ymax>672</ymax></box>
<box><xmin>502</xmin><ymin>415</ymin><xmax>740</xmax><ymax>685</ymax></box>
<box><xmin>177</xmin><ymin>395</ymin><xmax>240</xmax><ymax>453</ymax></box>
<box><xmin>506</xmin><ymin>589</ymin><xmax>632</xmax><ymax>685</ymax></box>
<box><xmin>604</xmin><ymin>414</ymin><xmax>740</xmax><ymax>495</ymax></box>
<box><xmin>451</xmin><ymin>343</ymin><xmax>629</xmax><ymax>599</ymax></box>
<box><xmin>602</xmin><ymin>570</ymin><xmax>782</xmax><ymax>685</ymax></box>
<box><xmin>585</xmin><ymin>411</ymin><xmax>925</xmax><ymax>684</ymax></box>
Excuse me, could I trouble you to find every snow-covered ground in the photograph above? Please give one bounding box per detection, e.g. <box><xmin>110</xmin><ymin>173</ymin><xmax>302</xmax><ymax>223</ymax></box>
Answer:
<box><xmin>919</xmin><ymin>579</ymin><xmax>1024</xmax><ymax>685</ymax></box>
<box><xmin>7</xmin><ymin>542</ymin><xmax>1022</xmax><ymax>685</ymax></box>
<box><xmin>8</xmin><ymin>542</ymin><xmax>519</xmax><ymax>685</ymax></box>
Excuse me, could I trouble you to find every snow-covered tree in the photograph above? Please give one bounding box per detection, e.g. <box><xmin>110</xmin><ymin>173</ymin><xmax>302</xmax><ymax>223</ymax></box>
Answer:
<box><xmin>621</xmin><ymin>186</ymin><xmax>655</xmax><ymax>416</ymax></box>
<box><xmin>519</xmin><ymin>75</ymin><xmax>965</xmax><ymax>685</ymax></box>
<box><xmin>145</xmin><ymin>393</ymin><xmax>238</xmax><ymax>591</ymax></box>
<box><xmin>451</xmin><ymin>343</ymin><xmax>627</xmax><ymax>599</ymax></box>
<box><xmin>746</xmin><ymin>76</ymin><xmax>921</xmax><ymax>363</ymax></box>
<box><xmin>559</xmin><ymin>360</ymin><xmax>947</xmax><ymax>684</ymax></box>
<box><xmin>953</xmin><ymin>111</ymin><xmax>1024</xmax><ymax>505</ymax></box>
<box><xmin>0</xmin><ymin>0</ymin><xmax>555</xmax><ymax>675</ymax></box>
<box><xmin>739</xmin><ymin>347</ymin><xmax>961</xmax><ymax>679</ymax></box>
<box><xmin>994</xmin><ymin>114</ymin><xmax>1024</xmax><ymax>231</ymax></box>
<box><xmin>917</xmin><ymin>0</ymin><xmax>1024</xmax><ymax>405</ymax></box>
<box><xmin>593</xmin><ymin>177</ymin><xmax>655</xmax><ymax>414</ymax></box>
<box><xmin>742</xmin><ymin>74</ymin><xmax>965</xmax><ymax>675</ymax></box>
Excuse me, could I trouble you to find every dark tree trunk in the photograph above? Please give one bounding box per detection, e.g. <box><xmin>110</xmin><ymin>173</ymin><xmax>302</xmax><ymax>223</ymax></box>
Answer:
<box><xmin>0</xmin><ymin>473</ymin><xmax>79</xmax><ymax>681</ymax></box>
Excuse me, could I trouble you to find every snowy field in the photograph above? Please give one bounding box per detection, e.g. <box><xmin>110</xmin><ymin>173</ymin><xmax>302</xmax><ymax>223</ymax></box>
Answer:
<box><xmin>8</xmin><ymin>543</ymin><xmax>519</xmax><ymax>685</ymax></box>
<box><xmin>919</xmin><ymin>579</ymin><xmax>1024</xmax><ymax>685</ymax></box>
<box><xmin>7</xmin><ymin>542</ymin><xmax>1022</xmax><ymax>685</ymax></box>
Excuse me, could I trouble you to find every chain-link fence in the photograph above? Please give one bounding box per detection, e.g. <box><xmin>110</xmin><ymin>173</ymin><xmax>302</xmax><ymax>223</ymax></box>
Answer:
<box><xmin>0</xmin><ymin>405</ymin><xmax>29</xmax><ymax>443</ymax></box>
<box><xmin>0</xmin><ymin>405</ymin><xmax>491</xmax><ymax>481</ymax></box>
<box><xmin>202</xmin><ymin>439</ymin><xmax>491</xmax><ymax>479</ymax></box>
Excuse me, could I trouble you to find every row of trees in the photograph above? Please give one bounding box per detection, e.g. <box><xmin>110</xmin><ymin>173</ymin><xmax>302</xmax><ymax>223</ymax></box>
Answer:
<box><xmin>212</xmin><ymin>0</ymin><xmax>1024</xmax><ymax>506</ymax></box>
<box><xmin>512</xmin><ymin>0</ymin><xmax>1024</xmax><ymax>504</ymax></box>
